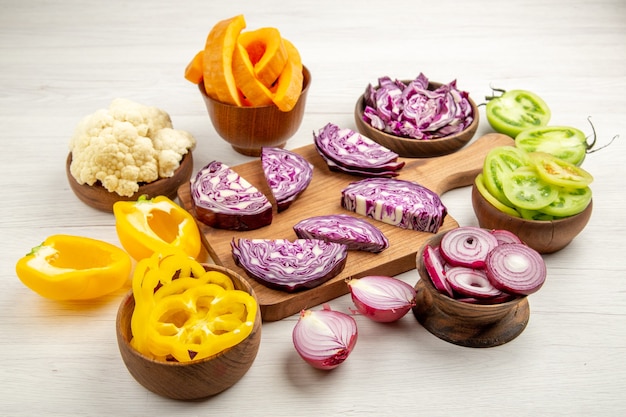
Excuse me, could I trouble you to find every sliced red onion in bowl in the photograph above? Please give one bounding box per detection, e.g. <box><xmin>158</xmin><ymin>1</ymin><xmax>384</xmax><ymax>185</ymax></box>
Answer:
<box><xmin>293</xmin><ymin>214</ymin><xmax>389</xmax><ymax>253</ymax></box>
<box><xmin>190</xmin><ymin>160</ymin><xmax>272</xmax><ymax>231</ymax></box>
<box><xmin>231</xmin><ymin>238</ymin><xmax>348</xmax><ymax>292</ymax></box>
<box><xmin>261</xmin><ymin>147</ymin><xmax>313</xmax><ymax>212</ymax></box>
<box><xmin>347</xmin><ymin>275</ymin><xmax>417</xmax><ymax>322</ymax></box>
<box><xmin>439</xmin><ymin>226</ymin><xmax>499</xmax><ymax>268</ymax></box>
<box><xmin>490</xmin><ymin>229</ymin><xmax>523</xmax><ymax>245</ymax></box>
<box><xmin>341</xmin><ymin>177</ymin><xmax>447</xmax><ymax>233</ymax></box>
<box><xmin>422</xmin><ymin>244</ymin><xmax>454</xmax><ymax>298</ymax></box>
<box><xmin>445</xmin><ymin>266</ymin><xmax>504</xmax><ymax>299</ymax></box>
<box><xmin>485</xmin><ymin>243</ymin><xmax>546</xmax><ymax>295</ymax></box>
<box><xmin>292</xmin><ymin>305</ymin><xmax>358</xmax><ymax>370</ymax></box>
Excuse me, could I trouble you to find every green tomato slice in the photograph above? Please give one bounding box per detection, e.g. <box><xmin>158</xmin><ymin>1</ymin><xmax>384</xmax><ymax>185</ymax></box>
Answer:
<box><xmin>482</xmin><ymin>146</ymin><xmax>530</xmax><ymax>207</ymax></box>
<box><xmin>517</xmin><ymin>208</ymin><xmax>556</xmax><ymax>221</ymax></box>
<box><xmin>502</xmin><ymin>166</ymin><xmax>559</xmax><ymax>210</ymax></box>
<box><xmin>486</xmin><ymin>90</ymin><xmax>551</xmax><ymax>138</ymax></box>
<box><xmin>515</xmin><ymin>126</ymin><xmax>587</xmax><ymax>166</ymax></box>
<box><xmin>474</xmin><ymin>173</ymin><xmax>521</xmax><ymax>217</ymax></box>
<box><xmin>539</xmin><ymin>186</ymin><xmax>592</xmax><ymax>217</ymax></box>
<box><xmin>529</xmin><ymin>152</ymin><xmax>594</xmax><ymax>188</ymax></box>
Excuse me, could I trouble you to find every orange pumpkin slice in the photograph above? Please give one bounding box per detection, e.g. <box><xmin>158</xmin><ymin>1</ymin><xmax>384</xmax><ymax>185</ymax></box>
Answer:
<box><xmin>184</xmin><ymin>50</ymin><xmax>204</xmax><ymax>84</ymax></box>
<box><xmin>203</xmin><ymin>14</ymin><xmax>246</xmax><ymax>106</ymax></box>
<box><xmin>232</xmin><ymin>42</ymin><xmax>274</xmax><ymax>106</ymax></box>
<box><xmin>270</xmin><ymin>38</ymin><xmax>304</xmax><ymax>112</ymax></box>
<box><xmin>238</xmin><ymin>27</ymin><xmax>288</xmax><ymax>88</ymax></box>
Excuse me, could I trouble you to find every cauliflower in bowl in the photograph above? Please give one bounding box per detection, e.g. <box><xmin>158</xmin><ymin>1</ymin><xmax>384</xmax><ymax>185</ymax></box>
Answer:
<box><xmin>69</xmin><ymin>98</ymin><xmax>196</xmax><ymax>197</ymax></box>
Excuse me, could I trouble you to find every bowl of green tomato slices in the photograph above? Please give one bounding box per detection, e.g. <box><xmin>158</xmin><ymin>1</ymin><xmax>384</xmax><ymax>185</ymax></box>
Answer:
<box><xmin>472</xmin><ymin>145</ymin><xmax>593</xmax><ymax>254</ymax></box>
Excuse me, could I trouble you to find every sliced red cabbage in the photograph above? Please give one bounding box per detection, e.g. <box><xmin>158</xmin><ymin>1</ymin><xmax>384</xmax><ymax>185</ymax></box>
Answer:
<box><xmin>231</xmin><ymin>238</ymin><xmax>348</xmax><ymax>292</ymax></box>
<box><xmin>261</xmin><ymin>147</ymin><xmax>313</xmax><ymax>212</ymax></box>
<box><xmin>362</xmin><ymin>73</ymin><xmax>474</xmax><ymax>140</ymax></box>
<box><xmin>190</xmin><ymin>161</ymin><xmax>272</xmax><ymax>231</ymax></box>
<box><xmin>316</xmin><ymin>150</ymin><xmax>401</xmax><ymax>178</ymax></box>
<box><xmin>341</xmin><ymin>178</ymin><xmax>447</xmax><ymax>233</ymax></box>
<box><xmin>293</xmin><ymin>214</ymin><xmax>389</xmax><ymax>253</ymax></box>
<box><xmin>314</xmin><ymin>122</ymin><xmax>404</xmax><ymax>176</ymax></box>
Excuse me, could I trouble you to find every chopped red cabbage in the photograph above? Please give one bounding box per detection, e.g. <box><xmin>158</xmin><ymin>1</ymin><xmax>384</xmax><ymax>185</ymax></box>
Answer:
<box><xmin>293</xmin><ymin>214</ymin><xmax>389</xmax><ymax>253</ymax></box>
<box><xmin>190</xmin><ymin>161</ymin><xmax>272</xmax><ymax>231</ymax></box>
<box><xmin>362</xmin><ymin>73</ymin><xmax>474</xmax><ymax>140</ymax></box>
<box><xmin>231</xmin><ymin>238</ymin><xmax>348</xmax><ymax>292</ymax></box>
<box><xmin>261</xmin><ymin>147</ymin><xmax>313</xmax><ymax>212</ymax></box>
<box><xmin>341</xmin><ymin>177</ymin><xmax>447</xmax><ymax>233</ymax></box>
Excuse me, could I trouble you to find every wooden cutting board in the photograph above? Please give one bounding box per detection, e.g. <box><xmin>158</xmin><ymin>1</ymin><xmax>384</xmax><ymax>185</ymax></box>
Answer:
<box><xmin>178</xmin><ymin>133</ymin><xmax>515</xmax><ymax>321</ymax></box>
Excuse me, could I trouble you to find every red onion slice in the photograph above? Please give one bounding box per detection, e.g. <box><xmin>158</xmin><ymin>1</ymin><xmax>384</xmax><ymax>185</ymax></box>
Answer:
<box><xmin>292</xmin><ymin>305</ymin><xmax>358</xmax><ymax>370</ymax></box>
<box><xmin>347</xmin><ymin>275</ymin><xmax>416</xmax><ymax>322</ymax></box>
<box><xmin>485</xmin><ymin>243</ymin><xmax>546</xmax><ymax>295</ymax></box>
<box><xmin>422</xmin><ymin>244</ymin><xmax>454</xmax><ymax>298</ymax></box>
<box><xmin>190</xmin><ymin>161</ymin><xmax>272</xmax><ymax>230</ymax></box>
<box><xmin>490</xmin><ymin>229</ymin><xmax>523</xmax><ymax>245</ymax></box>
<box><xmin>445</xmin><ymin>266</ymin><xmax>504</xmax><ymax>299</ymax></box>
<box><xmin>341</xmin><ymin>177</ymin><xmax>447</xmax><ymax>233</ymax></box>
<box><xmin>293</xmin><ymin>214</ymin><xmax>389</xmax><ymax>253</ymax></box>
<box><xmin>261</xmin><ymin>147</ymin><xmax>313</xmax><ymax>212</ymax></box>
<box><xmin>231</xmin><ymin>238</ymin><xmax>348</xmax><ymax>292</ymax></box>
<box><xmin>439</xmin><ymin>226</ymin><xmax>499</xmax><ymax>268</ymax></box>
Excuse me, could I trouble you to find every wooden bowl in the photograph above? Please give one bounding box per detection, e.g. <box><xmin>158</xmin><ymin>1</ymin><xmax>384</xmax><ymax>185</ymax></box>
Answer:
<box><xmin>354</xmin><ymin>82</ymin><xmax>479</xmax><ymax>158</ymax></box>
<box><xmin>66</xmin><ymin>152</ymin><xmax>194</xmax><ymax>213</ymax></box>
<box><xmin>115</xmin><ymin>264</ymin><xmax>262</xmax><ymax>400</ymax></box>
<box><xmin>199</xmin><ymin>66</ymin><xmax>311</xmax><ymax>157</ymax></box>
<box><xmin>471</xmin><ymin>182</ymin><xmax>593</xmax><ymax>254</ymax></box>
<box><xmin>412</xmin><ymin>231</ymin><xmax>530</xmax><ymax>348</ymax></box>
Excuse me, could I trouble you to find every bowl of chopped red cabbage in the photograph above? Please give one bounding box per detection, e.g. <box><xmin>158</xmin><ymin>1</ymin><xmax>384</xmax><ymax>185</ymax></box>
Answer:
<box><xmin>354</xmin><ymin>73</ymin><xmax>479</xmax><ymax>158</ymax></box>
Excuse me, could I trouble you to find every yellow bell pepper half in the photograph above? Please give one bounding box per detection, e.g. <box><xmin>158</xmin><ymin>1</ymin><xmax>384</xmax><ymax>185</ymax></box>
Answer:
<box><xmin>113</xmin><ymin>195</ymin><xmax>202</xmax><ymax>262</ymax></box>
<box><xmin>15</xmin><ymin>234</ymin><xmax>132</xmax><ymax>300</ymax></box>
<box><xmin>130</xmin><ymin>250</ymin><xmax>257</xmax><ymax>363</ymax></box>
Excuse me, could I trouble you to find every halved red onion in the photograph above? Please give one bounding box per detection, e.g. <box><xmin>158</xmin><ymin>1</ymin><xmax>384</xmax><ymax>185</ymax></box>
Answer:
<box><xmin>485</xmin><ymin>243</ymin><xmax>546</xmax><ymax>295</ymax></box>
<box><xmin>341</xmin><ymin>178</ymin><xmax>447</xmax><ymax>233</ymax></box>
<box><xmin>190</xmin><ymin>161</ymin><xmax>272</xmax><ymax>230</ymax></box>
<box><xmin>490</xmin><ymin>229</ymin><xmax>523</xmax><ymax>245</ymax></box>
<box><xmin>439</xmin><ymin>226</ymin><xmax>499</xmax><ymax>268</ymax></box>
<box><xmin>445</xmin><ymin>266</ymin><xmax>504</xmax><ymax>299</ymax></box>
<box><xmin>314</xmin><ymin>123</ymin><xmax>405</xmax><ymax>175</ymax></box>
<box><xmin>292</xmin><ymin>305</ymin><xmax>358</xmax><ymax>370</ymax></box>
<box><xmin>231</xmin><ymin>238</ymin><xmax>348</xmax><ymax>292</ymax></box>
<box><xmin>261</xmin><ymin>147</ymin><xmax>313</xmax><ymax>212</ymax></box>
<box><xmin>347</xmin><ymin>275</ymin><xmax>416</xmax><ymax>322</ymax></box>
<box><xmin>293</xmin><ymin>214</ymin><xmax>389</xmax><ymax>253</ymax></box>
<box><xmin>422</xmin><ymin>244</ymin><xmax>454</xmax><ymax>298</ymax></box>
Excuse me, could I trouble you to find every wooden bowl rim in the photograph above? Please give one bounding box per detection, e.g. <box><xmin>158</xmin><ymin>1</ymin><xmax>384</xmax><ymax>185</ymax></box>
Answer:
<box><xmin>198</xmin><ymin>65</ymin><xmax>311</xmax><ymax>110</ymax></box>
<box><xmin>354</xmin><ymin>80</ymin><xmax>479</xmax><ymax>144</ymax></box>
<box><xmin>115</xmin><ymin>263</ymin><xmax>261</xmax><ymax>368</ymax></box>
<box><xmin>66</xmin><ymin>151</ymin><xmax>193</xmax><ymax>212</ymax></box>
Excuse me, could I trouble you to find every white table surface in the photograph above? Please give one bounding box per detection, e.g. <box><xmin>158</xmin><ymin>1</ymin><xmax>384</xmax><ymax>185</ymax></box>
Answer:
<box><xmin>1</xmin><ymin>0</ymin><xmax>625</xmax><ymax>416</ymax></box>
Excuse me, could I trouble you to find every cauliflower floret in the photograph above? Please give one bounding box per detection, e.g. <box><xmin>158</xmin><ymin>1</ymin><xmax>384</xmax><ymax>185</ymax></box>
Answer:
<box><xmin>152</xmin><ymin>128</ymin><xmax>196</xmax><ymax>177</ymax></box>
<box><xmin>69</xmin><ymin>99</ymin><xmax>196</xmax><ymax>197</ymax></box>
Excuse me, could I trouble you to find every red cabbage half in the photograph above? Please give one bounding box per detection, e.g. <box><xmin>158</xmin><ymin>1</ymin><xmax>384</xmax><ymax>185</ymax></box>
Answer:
<box><xmin>231</xmin><ymin>238</ymin><xmax>348</xmax><ymax>292</ymax></box>
<box><xmin>190</xmin><ymin>161</ymin><xmax>272</xmax><ymax>231</ymax></box>
<box><xmin>341</xmin><ymin>177</ymin><xmax>447</xmax><ymax>233</ymax></box>
<box><xmin>261</xmin><ymin>147</ymin><xmax>313</xmax><ymax>212</ymax></box>
<box><xmin>293</xmin><ymin>214</ymin><xmax>389</xmax><ymax>253</ymax></box>
<box><xmin>362</xmin><ymin>73</ymin><xmax>474</xmax><ymax>140</ymax></box>
<box><xmin>314</xmin><ymin>123</ymin><xmax>404</xmax><ymax>177</ymax></box>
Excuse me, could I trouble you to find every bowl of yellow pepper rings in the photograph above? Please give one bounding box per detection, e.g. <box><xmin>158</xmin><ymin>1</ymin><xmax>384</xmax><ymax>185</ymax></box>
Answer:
<box><xmin>185</xmin><ymin>15</ymin><xmax>310</xmax><ymax>156</ymax></box>
<box><xmin>115</xmin><ymin>251</ymin><xmax>262</xmax><ymax>400</ymax></box>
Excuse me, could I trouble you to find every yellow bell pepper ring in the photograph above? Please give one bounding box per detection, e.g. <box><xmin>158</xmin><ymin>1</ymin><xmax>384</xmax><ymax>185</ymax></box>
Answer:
<box><xmin>113</xmin><ymin>195</ymin><xmax>202</xmax><ymax>262</ymax></box>
<box><xmin>15</xmin><ymin>234</ymin><xmax>132</xmax><ymax>300</ymax></box>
